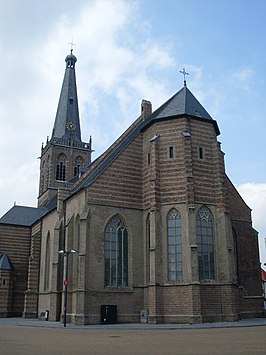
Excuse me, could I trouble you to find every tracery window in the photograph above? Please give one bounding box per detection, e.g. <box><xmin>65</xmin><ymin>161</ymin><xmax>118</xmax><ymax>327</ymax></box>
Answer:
<box><xmin>167</xmin><ymin>208</ymin><xmax>183</xmax><ymax>281</ymax></box>
<box><xmin>197</xmin><ymin>206</ymin><xmax>215</xmax><ymax>280</ymax></box>
<box><xmin>104</xmin><ymin>216</ymin><xmax>128</xmax><ymax>287</ymax></box>
<box><xmin>58</xmin><ymin>223</ymin><xmax>64</xmax><ymax>291</ymax></box>
<box><xmin>73</xmin><ymin>156</ymin><xmax>85</xmax><ymax>177</ymax></box>
<box><xmin>56</xmin><ymin>154</ymin><xmax>67</xmax><ymax>181</ymax></box>
<box><xmin>40</xmin><ymin>160</ymin><xmax>45</xmax><ymax>192</ymax></box>
<box><xmin>45</xmin><ymin>155</ymin><xmax>50</xmax><ymax>189</ymax></box>
<box><xmin>146</xmin><ymin>214</ymin><xmax>151</xmax><ymax>283</ymax></box>
<box><xmin>44</xmin><ymin>233</ymin><xmax>51</xmax><ymax>291</ymax></box>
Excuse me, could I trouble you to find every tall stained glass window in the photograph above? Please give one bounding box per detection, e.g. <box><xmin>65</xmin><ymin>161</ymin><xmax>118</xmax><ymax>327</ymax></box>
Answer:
<box><xmin>167</xmin><ymin>209</ymin><xmax>183</xmax><ymax>281</ymax></box>
<box><xmin>104</xmin><ymin>216</ymin><xmax>128</xmax><ymax>287</ymax></box>
<box><xmin>197</xmin><ymin>206</ymin><xmax>215</xmax><ymax>280</ymax></box>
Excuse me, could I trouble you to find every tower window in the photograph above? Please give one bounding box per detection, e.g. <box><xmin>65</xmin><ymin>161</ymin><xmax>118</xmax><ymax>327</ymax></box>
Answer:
<box><xmin>56</xmin><ymin>154</ymin><xmax>67</xmax><ymax>181</ymax></box>
<box><xmin>73</xmin><ymin>156</ymin><xmax>85</xmax><ymax>177</ymax></box>
<box><xmin>169</xmin><ymin>146</ymin><xmax>174</xmax><ymax>159</ymax></box>
<box><xmin>56</xmin><ymin>162</ymin><xmax>66</xmax><ymax>181</ymax></box>
<box><xmin>198</xmin><ymin>147</ymin><xmax>204</xmax><ymax>160</ymax></box>
<box><xmin>74</xmin><ymin>165</ymin><xmax>80</xmax><ymax>177</ymax></box>
<box><xmin>148</xmin><ymin>153</ymin><xmax>151</xmax><ymax>165</ymax></box>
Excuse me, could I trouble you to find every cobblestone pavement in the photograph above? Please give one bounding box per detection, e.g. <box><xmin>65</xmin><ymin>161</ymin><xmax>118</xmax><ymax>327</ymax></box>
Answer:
<box><xmin>0</xmin><ymin>318</ymin><xmax>266</xmax><ymax>354</ymax></box>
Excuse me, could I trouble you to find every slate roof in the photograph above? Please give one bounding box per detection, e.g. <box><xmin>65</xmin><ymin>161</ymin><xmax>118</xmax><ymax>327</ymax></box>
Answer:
<box><xmin>52</xmin><ymin>51</ymin><xmax>81</xmax><ymax>142</ymax></box>
<box><xmin>0</xmin><ymin>192</ymin><xmax>58</xmax><ymax>228</ymax></box>
<box><xmin>150</xmin><ymin>85</ymin><xmax>213</xmax><ymax>121</ymax></box>
<box><xmin>0</xmin><ymin>205</ymin><xmax>47</xmax><ymax>226</ymax></box>
<box><xmin>145</xmin><ymin>85</ymin><xmax>220</xmax><ymax>135</ymax></box>
<box><xmin>74</xmin><ymin>85</ymin><xmax>220</xmax><ymax>193</ymax></box>
<box><xmin>0</xmin><ymin>253</ymin><xmax>14</xmax><ymax>270</ymax></box>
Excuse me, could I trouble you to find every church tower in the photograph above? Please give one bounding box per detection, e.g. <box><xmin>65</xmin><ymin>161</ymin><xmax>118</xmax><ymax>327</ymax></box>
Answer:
<box><xmin>38</xmin><ymin>50</ymin><xmax>92</xmax><ymax>207</ymax></box>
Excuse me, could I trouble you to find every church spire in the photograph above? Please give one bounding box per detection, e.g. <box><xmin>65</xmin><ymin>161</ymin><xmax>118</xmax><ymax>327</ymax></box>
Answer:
<box><xmin>38</xmin><ymin>50</ymin><xmax>92</xmax><ymax>207</ymax></box>
<box><xmin>52</xmin><ymin>50</ymin><xmax>81</xmax><ymax>142</ymax></box>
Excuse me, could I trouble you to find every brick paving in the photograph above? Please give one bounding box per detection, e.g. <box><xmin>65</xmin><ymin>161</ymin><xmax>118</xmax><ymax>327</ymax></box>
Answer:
<box><xmin>0</xmin><ymin>318</ymin><xmax>266</xmax><ymax>354</ymax></box>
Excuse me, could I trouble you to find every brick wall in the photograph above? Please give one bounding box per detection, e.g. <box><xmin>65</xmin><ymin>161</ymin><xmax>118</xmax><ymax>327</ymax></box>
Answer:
<box><xmin>200</xmin><ymin>284</ymin><xmax>239</xmax><ymax>322</ymax></box>
<box><xmin>0</xmin><ymin>224</ymin><xmax>31</xmax><ymax>316</ymax></box>
<box><xmin>85</xmin><ymin>136</ymin><xmax>143</xmax><ymax>209</ymax></box>
<box><xmin>23</xmin><ymin>222</ymin><xmax>42</xmax><ymax>318</ymax></box>
<box><xmin>0</xmin><ymin>269</ymin><xmax>13</xmax><ymax>317</ymax></box>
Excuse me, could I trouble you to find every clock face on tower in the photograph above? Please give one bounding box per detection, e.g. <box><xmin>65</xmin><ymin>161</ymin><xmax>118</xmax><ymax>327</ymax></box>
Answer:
<box><xmin>66</xmin><ymin>121</ymin><xmax>76</xmax><ymax>131</ymax></box>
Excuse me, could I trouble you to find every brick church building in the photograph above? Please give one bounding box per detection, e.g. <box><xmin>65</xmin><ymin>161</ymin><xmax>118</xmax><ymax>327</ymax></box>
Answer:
<box><xmin>0</xmin><ymin>51</ymin><xmax>263</xmax><ymax>324</ymax></box>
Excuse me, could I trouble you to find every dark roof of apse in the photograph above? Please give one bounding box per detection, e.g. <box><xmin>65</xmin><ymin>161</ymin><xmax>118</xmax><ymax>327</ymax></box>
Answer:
<box><xmin>150</xmin><ymin>85</ymin><xmax>213</xmax><ymax>122</ymax></box>
<box><xmin>75</xmin><ymin>85</ymin><xmax>220</xmax><ymax>192</ymax></box>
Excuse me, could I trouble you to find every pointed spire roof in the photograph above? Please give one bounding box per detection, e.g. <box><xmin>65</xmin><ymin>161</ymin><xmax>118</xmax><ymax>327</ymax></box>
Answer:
<box><xmin>52</xmin><ymin>50</ymin><xmax>82</xmax><ymax>142</ymax></box>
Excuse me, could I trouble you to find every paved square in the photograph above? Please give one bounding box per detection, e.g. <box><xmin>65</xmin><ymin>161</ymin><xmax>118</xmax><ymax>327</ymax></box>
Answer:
<box><xmin>1</xmin><ymin>324</ymin><xmax>266</xmax><ymax>354</ymax></box>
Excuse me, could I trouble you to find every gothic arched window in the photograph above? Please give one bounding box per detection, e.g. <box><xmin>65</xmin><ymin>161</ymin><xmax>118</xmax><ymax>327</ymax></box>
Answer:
<box><xmin>56</xmin><ymin>154</ymin><xmax>67</xmax><ymax>181</ymax></box>
<box><xmin>58</xmin><ymin>223</ymin><xmax>64</xmax><ymax>291</ymax></box>
<box><xmin>44</xmin><ymin>233</ymin><xmax>51</xmax><ymax>291</ymax></box>
<box><xmin>45</xmin><ymin>155</ymin><xmax>50</xmax><ymax>189</ymax></box>
<box><xmin>167</xmin><ymin>208</ymin><xmax>183</xmax><ymax>281</ymax></box>
<box><xmin>104</xmin><ymin>216</ymin><xmax>128</xmax><ymax>287</ymax></box>
<box><xmin>40</xmin><ymin>160</ymin><xmax>45</xmax><ymax>192</ymax></box>
<box><xmin>73</xmin><ymin>156</ymin><xmax>85</xmax><ymax>177</ymax></box>
<box><xmin>197</xmin><ymin>206</ymin><xmax>215</xmax><ymax>280</ymax></box>
<box><xmin>146</xmin><ymin>214</ymin><xmax>151</xmax><ymax>283</ymax></box>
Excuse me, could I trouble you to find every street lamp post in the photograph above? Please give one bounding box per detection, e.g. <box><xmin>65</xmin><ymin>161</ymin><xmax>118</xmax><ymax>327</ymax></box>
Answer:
<box><xmin>58</xmin><ymin>249</ymin><xmax>78</xmax><ymax>327</ymax></box>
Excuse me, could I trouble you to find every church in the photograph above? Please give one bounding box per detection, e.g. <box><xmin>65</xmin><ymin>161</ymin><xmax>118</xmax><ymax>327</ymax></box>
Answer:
<box><xmin>0</xmin><ymin>50</ymin><xmax>263</xmax><ymax>324</ymax></box>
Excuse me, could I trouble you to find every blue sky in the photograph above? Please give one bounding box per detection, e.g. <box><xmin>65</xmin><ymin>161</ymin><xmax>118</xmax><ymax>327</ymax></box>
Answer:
<box><xmin>0</xmin><ymin>0</ymin><xmax>266</xmax><ymax>259</ymax></box>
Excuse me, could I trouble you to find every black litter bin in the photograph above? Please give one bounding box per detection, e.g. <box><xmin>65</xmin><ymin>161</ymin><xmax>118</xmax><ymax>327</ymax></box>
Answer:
<box><xmin>101</xmin><ymin>305</ymin><xmax>117</xmax><ymax>324</ymax></box>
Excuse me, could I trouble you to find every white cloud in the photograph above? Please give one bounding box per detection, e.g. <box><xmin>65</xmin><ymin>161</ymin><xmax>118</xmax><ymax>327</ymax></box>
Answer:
<box><xmin>0</xmin><ymin>0</ymin><xmax>176</xmax><ymax>217</ymax></box>
<box><xmin>231</xmin><ymin>66</ymin><xmax>254</xmax><ymax>91</ymax></box>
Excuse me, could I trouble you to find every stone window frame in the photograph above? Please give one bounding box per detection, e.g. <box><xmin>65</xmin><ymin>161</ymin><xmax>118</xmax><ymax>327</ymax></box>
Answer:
<box><xmin>73</xmin><ymin>156</ymin><xmax>85</xmax><ymax>177</ymax></box>
<box><xmin>196</xmin><ymin>206</ymin><xmax>215</xmax><ymax>281</ymax></box>
<box><xmin>44</xmin><ymin>232</ymin><xmax>51</xmax><ymax>291</ymax></box>
<box><xmin>104</xmin><ymin>215</ymin><xmax>128</xmax><ymax>288</ymax></box>
<box><xmin>167</xmin><ymin>208</ymin><xmax>183</xmax><ymax>282</ymax></box>
<box><xmin>56</xmin><ymin>153</ymin><xmax>67</xmax><ymax>181</ymax></box>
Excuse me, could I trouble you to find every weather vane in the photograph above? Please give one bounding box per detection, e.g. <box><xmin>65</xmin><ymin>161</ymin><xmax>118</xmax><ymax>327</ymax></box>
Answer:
<box><xmin>68</xmin><ymin>38</ymin><xmax>76</xmax><ymax>53</ymax></box>
<box><xmin>179</xmin><ymin>68</ymin><xmax>189</xmax><ymax>87</ymax></box>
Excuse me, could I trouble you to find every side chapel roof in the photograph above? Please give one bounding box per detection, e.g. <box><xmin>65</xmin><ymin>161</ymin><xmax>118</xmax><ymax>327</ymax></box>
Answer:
<box><xmin>0</xmin><ymin>206</ymin><xmax>47</xmax><ymax>226</ymax></box>
<box><xmin>0</xmin><ymin>195</ymin><xmax>57</xmax><ymax>227</ymax></box>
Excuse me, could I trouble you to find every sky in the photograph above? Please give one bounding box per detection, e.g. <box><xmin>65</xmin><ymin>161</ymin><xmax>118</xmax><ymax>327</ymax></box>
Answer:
<box><xmin>0</xmin><ymin>0</ymin><xmax>266</xmax><ymax>260</ymax></box>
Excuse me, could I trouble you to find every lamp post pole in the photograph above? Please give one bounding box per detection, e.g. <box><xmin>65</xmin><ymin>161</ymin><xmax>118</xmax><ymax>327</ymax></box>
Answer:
<box><xmin>58</xmin><ymin>249</ymin><xmax>77</xmax><ymax>328</ymax></box>
<box><xmin>63</xmin><ymin>251</ymin><xmax>69</xmax><ymax>328</ymax></box>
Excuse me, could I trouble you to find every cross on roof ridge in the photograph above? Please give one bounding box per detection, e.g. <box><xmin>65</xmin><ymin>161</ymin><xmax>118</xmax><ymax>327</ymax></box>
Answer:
<box><xmin>179</xmin><ymin>68</ymin><xmax>189</xmax><ymax>87</ymax></box>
